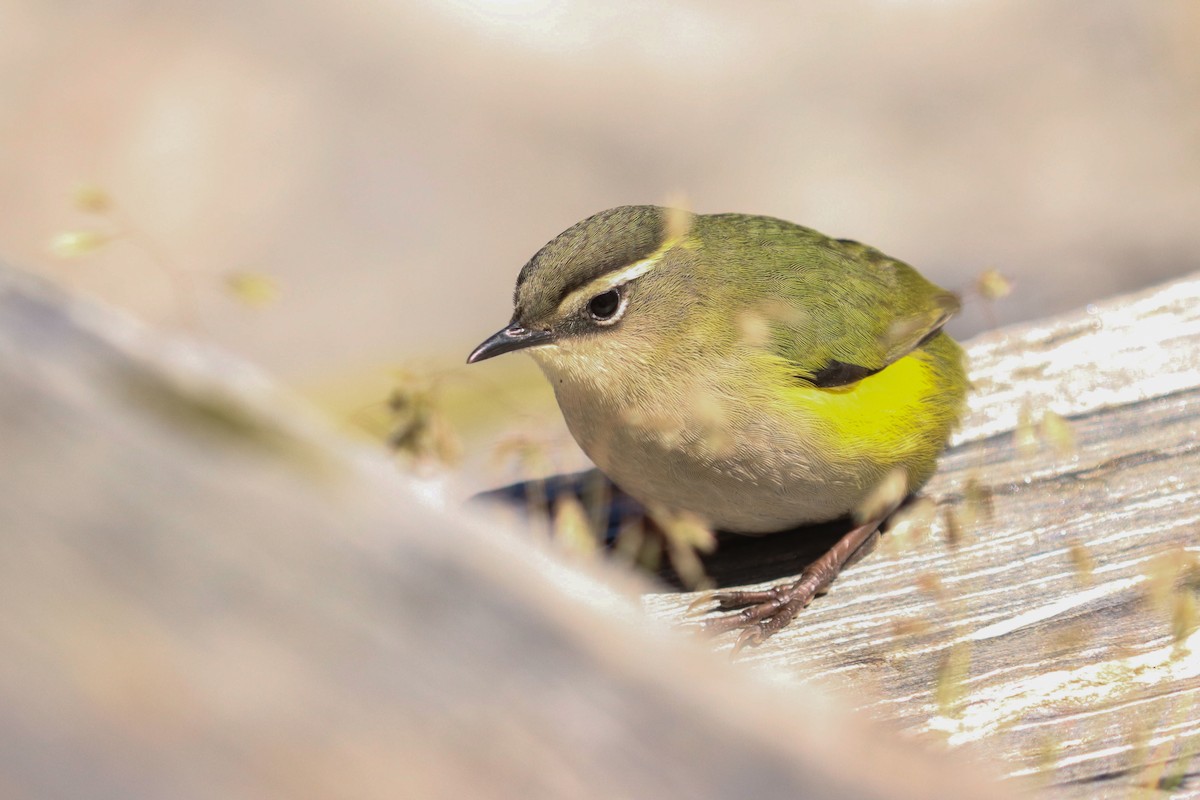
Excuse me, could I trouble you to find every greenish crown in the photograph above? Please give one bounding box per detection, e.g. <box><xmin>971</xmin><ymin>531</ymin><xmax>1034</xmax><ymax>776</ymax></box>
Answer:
<box><xmin>513</xmin><ymin>206</ymin><xmax>665</xmax><ymax>324</ymax></box>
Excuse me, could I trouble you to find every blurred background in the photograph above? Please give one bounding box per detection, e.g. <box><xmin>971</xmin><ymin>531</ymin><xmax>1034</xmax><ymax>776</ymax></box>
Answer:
<box><xmin>2</xmin><ymin>0</ymin><xmax>1198</xmax><ymax>483</ymax></box>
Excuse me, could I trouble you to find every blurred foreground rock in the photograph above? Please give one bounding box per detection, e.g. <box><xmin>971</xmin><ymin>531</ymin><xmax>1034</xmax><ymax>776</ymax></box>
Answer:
<box><xmin>0</xmin><ymin>263</ymin><xmax>1013</xmax><ymax>799</ymax></box>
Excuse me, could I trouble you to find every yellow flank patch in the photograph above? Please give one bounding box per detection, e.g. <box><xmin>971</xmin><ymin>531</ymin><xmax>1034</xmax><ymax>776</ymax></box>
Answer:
<box><xmin>789</xmin><ymin>352</ymin><xmax>944</xmax><ymax>463</ymax></box>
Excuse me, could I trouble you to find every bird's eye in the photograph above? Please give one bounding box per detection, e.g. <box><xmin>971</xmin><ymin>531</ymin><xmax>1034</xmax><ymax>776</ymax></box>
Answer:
<box><xmin>587</xmin><ymin>289</ymin><xmax>622</xmax><ymax>322</ymax></box>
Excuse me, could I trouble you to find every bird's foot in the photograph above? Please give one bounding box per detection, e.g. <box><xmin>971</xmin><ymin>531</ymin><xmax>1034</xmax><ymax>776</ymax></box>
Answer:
<box><xmin>689</xmin><ymin>572</ymin><xmax>825</xmax><ymax>651</ymax></box>
<box><xmin>686</xmin><ymin>515</ymin><xmax>885</xmax><ymax>650</ymax></box>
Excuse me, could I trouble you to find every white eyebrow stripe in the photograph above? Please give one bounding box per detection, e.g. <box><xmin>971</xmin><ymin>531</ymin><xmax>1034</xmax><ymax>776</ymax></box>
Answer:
<box><xmin>560</xmin><ymin>236</ymin><xmax>682</xmax><ymax>311</ymax></box>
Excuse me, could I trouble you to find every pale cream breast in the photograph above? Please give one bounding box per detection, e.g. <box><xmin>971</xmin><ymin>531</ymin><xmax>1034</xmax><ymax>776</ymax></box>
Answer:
<box><xmin>533</xmin><ymin>349</ymin><xmax>876</xmax><ymax>533</ymax></box>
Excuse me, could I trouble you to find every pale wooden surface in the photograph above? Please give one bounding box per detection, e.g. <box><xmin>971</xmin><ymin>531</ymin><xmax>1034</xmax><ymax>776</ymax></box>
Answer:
<box><xmin>644</xmin><ymin>273</ymin><xmax>1200</xmax><ymax>797</ymax></box>
<box><xmin>0</xmin><ymin>263</ymin><xmax>1016</xmax><ymax>799</ymax></box>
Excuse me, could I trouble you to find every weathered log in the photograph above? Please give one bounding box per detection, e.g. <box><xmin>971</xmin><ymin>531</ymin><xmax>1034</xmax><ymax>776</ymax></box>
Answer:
<box><xmin>638</xmin><ymin>273</ymin><xmax>1200</xmax><ymax>797</ymax></box>
<box><xmin>483</xmin><ymin>272</ymin><xmax>1200</xmax><ymax>796</ymax></box>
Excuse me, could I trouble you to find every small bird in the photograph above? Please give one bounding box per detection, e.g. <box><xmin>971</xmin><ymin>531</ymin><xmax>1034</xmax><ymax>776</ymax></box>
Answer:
<box><xmin>468</xmin><ymin>206</ymin><xmax>967</xmax><ymax>644</ymax></box>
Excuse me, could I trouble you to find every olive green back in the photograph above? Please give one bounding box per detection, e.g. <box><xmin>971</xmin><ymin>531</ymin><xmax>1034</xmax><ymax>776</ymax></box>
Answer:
<box><xmin>690</xmin><ymin>213</ymin><xmax>957</xmax><ymax>380</ymax></box>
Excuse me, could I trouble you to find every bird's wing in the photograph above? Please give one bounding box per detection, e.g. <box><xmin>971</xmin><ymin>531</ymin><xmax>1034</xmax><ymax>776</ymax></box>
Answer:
<box><xmin>747</xmin><ymin>227</ymin><xmax>959</xmax><ymax>388</ymax></box>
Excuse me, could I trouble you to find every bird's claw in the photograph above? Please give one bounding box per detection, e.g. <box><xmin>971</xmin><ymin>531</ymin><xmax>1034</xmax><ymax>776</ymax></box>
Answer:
<box><xmin>689</xmin><ymin>579</ymin><xmax>816</xmax><ymax>649</ymax></box>
<box><xmin>732</xmin><ymin>626</ymin><xmax>764</xmax><ymax>654</ymax></box>
<box><xmin>685</xmin><ymin>594</ymin><xmax>718</xmax><ymax>617</ymax></box>
<box><xmin>687</xmin><ymin>586</ymin><xmax>788</xmax><ymax>616</ymax></box>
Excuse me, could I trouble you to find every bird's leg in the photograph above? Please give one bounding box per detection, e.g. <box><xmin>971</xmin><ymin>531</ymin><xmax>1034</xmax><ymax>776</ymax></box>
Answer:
<box><xmin>692</xmin><ymin>515</ymin><xmax>885</xmax><ymax>649</ymax></box>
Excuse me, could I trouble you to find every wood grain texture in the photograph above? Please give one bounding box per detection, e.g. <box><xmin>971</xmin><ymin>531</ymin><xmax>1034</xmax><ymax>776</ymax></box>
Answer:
<box><xmin>0</xmin><ymin>263</ymin><xmax>1016</xmax><ymax>800</ymax></box>
<box><xmin>643</xmin><ymin>273</ymin><xmax>1200</xmax><ymax>797</ymax></box>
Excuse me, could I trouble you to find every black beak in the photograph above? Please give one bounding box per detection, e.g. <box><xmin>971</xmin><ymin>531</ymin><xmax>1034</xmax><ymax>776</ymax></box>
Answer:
<box><xmin>467</xmin><ymin>324</ymin><xmax>554</xmax><ymax>364</ymax></box>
